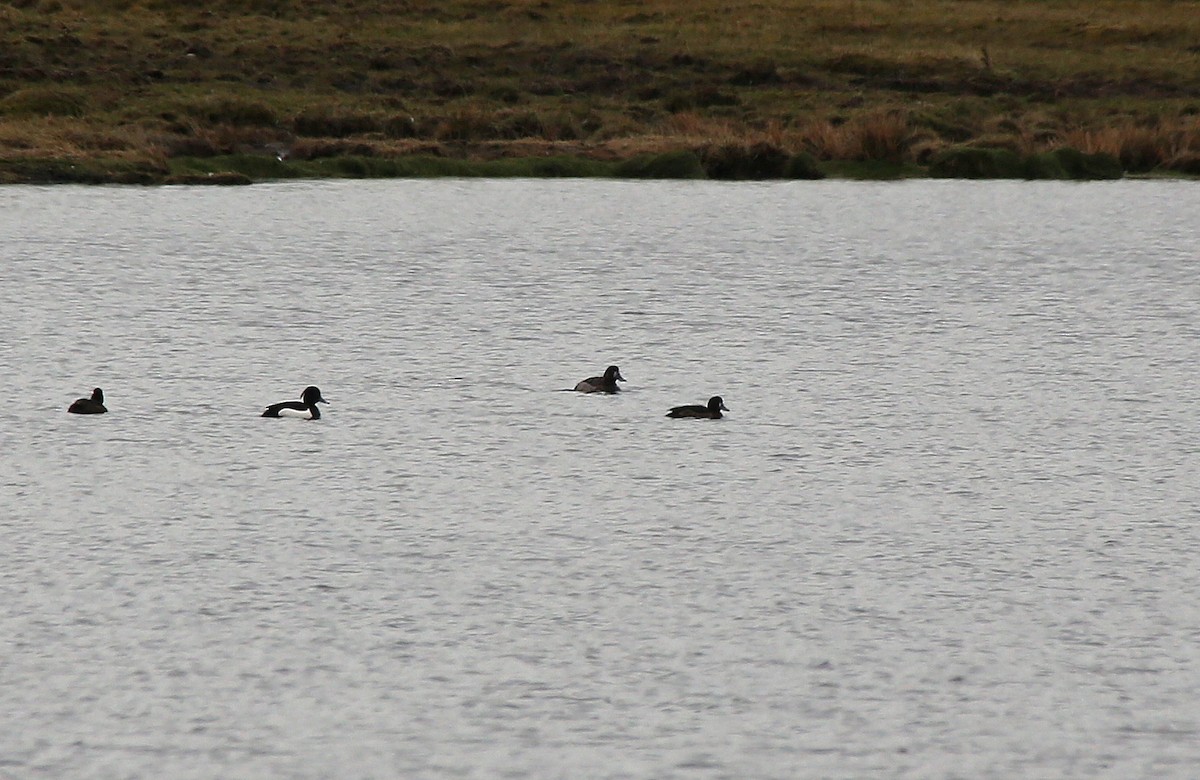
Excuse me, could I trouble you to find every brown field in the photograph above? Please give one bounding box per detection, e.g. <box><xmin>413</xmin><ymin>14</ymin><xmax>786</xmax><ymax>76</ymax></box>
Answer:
<box><xmin>1</xmin><ymin>0</ymin><xmax>1198</xmax><ymax>180</ymax></box>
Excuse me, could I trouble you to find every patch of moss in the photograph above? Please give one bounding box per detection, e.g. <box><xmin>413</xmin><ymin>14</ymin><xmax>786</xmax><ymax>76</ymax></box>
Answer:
<box><xmin>484</xmin><ymin>156</ymin><xmax>613</xmax><ymax>177</ymax></box>
<box><xmin>928</xmin><ymin>147</ymin><xmax>1026</xmax><ymax>179</ymax></box>
<box><xmin>699</xmin><ymin>142</ymin><xmax>792</xmax><ymax>180</ymax></box>
<box><xmin>165</xmin><ymin>171</ymin><xmax>253</xmax><ymax>185</ymax></box>
<box><xmin>0</xmin><ymin>87</ymin><xmax>89</xmax><ymax>117</ymax></box>
<box><xmin>930</xmin><ymin>145</ymin><xmax>1123</xmax><ymax>180</ymax></box>
<box><xmin>1037</xmin><ymin>147</ymin><xmax>1122</xmax><ymax>179</ymax></box>
<box><xmin>170</xmin><ymin>153</ymin><xmax>297</xmax><ymax>178</ymax></box>
<box><xmin>613</xmin><ymin>150</ymin><xmax>706</xmax><ymax>179</ymax></box>
<box><xmin>782</xmin><ymin>152</ymin><xmax>824</xmax><ymax>179</ymax></box>
<box><xmin>1021</xmin><ymin>151</ymin><xmax>1071</xmax><ymax>179</ymax></box>
<box><xmin>1022</xmin><ymin>147</ymin><xmax>1124</xmax><ymax>179</ymax></box>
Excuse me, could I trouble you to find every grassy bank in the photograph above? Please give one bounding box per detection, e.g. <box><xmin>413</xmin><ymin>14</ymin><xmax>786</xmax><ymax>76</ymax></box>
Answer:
<box><xmin>1</xmin><ymin>0</ymin><xmax>1198</xmax><ymax>183</ymax></box>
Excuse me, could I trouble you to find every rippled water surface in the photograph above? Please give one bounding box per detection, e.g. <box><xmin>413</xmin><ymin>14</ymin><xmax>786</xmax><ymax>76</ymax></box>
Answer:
<box><xmin>2</xmin><ymin>179</ymin><xmax>1199</xmax><ymax>778</ymax></box>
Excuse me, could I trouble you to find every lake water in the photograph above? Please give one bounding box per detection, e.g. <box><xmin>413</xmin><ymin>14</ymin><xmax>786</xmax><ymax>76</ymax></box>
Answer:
<box><xmin>1</xmin><ymin>178</ymin><xmax>1198</xmax><ymax>779</ymax></box>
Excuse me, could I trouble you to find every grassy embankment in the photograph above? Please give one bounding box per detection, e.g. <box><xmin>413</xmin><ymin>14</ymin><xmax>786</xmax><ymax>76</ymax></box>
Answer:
<box><xmin>1</xmin><ymin>0</ymin><xmax>1199</xmax><ymax>183</ymax></box>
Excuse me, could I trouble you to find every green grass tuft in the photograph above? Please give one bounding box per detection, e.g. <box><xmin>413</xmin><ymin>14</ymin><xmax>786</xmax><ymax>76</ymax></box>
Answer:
<box><xmin>0</xmin><ymin>87</ymin><xmax>89</xmax><ymax>117</ymax></box>
<box><xmin>1042</xmin><ymin>147</ymin><xmax>1122</xmax><ymax>180</ymax></box>
<box><xmin>613</xmin><ymin>151</ymin><xmax>706</xmax><ymax>179</ymax></box>
<box><xmin>484</xmin><ymin>156</ymin><xmax>613</xmax><ymax>177</ymax></box>
<box><xmin>928</xmin><ymin>147</ymin><xmax>1027</xmax><ymax>179</ymax></box>
<box><xmin>783</xmin><ymin>152</ymin><xmax>825</xmax><ymax>179</ymax></box>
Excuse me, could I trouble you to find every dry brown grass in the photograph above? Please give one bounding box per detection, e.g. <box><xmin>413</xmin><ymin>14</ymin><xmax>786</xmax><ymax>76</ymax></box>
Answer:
<box><xmin>0</xmin><ymin>115</ymin><xmax>169</xmax><ymax>182</ymax></box>
<box><xmin>796</xmin><ymin>112</ymin><xmax>914</xmax><ymax>162</ymax></box>
<box><xmin>0</xmin><ymin>118</ymin><xmax>150</xmax><ymax>159</ymax></box>
<box><xmin>1063</xmin><ymin>118</ymin><xmax>1200</xmax><ymax>172</ymax></box>
<box><xmin>656</xmin><ymin>113</ymin><xmax>746</xmax><ymax>147</ymax></box>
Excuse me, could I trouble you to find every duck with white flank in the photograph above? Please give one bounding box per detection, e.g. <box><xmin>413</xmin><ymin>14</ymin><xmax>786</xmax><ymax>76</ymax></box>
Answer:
<box><xmin>262</xmin><ymin>386</ymin><xmax>329</xmax><ymax>419</ymax></box>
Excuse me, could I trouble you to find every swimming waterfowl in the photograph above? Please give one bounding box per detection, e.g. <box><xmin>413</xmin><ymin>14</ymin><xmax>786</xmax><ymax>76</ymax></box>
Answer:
<box><xmin>666</xmin><ymin>396</ymin><xmax>728</xmax><ymax>419</ymax></box>
<box><xmin>262</xmin><ymin>386</ymin><xmax>328</xmax><ymax>419</ymax></box>
<box><xmin>574</xmin><ymin>365</ymin><xmax>625</xmax><ymax>394</ymax></box>
<box><xmin>68</xmin><ymin>387</ymin><xmax>107</xmax><ymax>415</ymax></box>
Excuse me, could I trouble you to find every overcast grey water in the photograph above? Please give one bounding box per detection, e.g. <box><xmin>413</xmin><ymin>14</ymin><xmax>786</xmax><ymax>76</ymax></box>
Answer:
<box><xmin>1</xmin><ymin>179</ymin><xmax>1198</xmax><ymax>779</ymax></box>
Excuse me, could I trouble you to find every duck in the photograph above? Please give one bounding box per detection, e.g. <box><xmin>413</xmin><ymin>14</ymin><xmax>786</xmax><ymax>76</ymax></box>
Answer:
<box><xmin>666</xmin><ymin>396</ymin><xmax>728</xmax><ymax>419</ymax></box>
<box><xmin>68</xmin><ymin>387</ymin><xmax>107</xmax><ymax>415</ymax></box>
<box><xmin>574</xmin><ymin>365</ymin><xmax>625</xmax><ymax>394</ymax></box>
<box><xmin>262</xmin><ymin>386</ymin><xmax>329</xmax><ymax>419</ymax></box>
